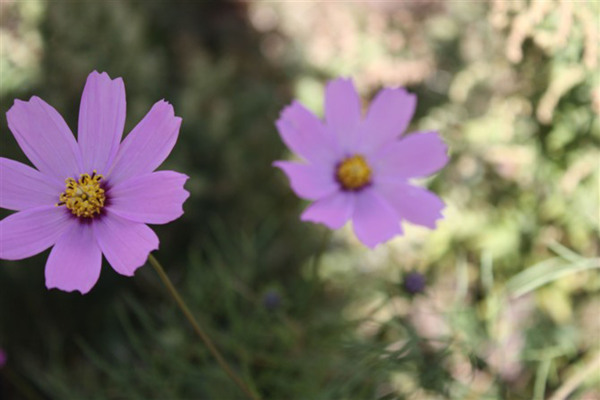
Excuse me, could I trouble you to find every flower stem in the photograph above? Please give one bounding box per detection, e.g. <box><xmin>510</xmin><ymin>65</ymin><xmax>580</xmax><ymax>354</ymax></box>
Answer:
<box><xmin>148</xmin><ymin>254</ymin><xmax>260</xmax><ymax>400</ymax></box>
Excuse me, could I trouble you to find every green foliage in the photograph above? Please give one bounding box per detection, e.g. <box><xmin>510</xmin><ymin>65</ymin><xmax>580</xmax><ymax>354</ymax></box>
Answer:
<box><xmin>1</xmin><ymin>1</ymin><xmax>598</xmax><ymax>399</ymax></box>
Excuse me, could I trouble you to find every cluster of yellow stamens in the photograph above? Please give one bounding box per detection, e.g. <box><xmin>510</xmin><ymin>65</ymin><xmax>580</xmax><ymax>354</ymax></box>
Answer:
<box><xmin>57</xmin><ymin>171</ymin><xmax>106</xmax><ymax>218</ymax></box>
<box><xmin>336</xmin><ymin>155</ymin><xmax>372</xmax><ymax>190</ymax></box>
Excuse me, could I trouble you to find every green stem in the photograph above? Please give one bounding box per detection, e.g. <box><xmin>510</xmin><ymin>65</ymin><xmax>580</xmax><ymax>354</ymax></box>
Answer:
<box><xmin>533</xmin><ymin>357</ymin><xmax>552</xmax><ymax>400</ymax></box>
<box><xmin>148</xmin><ymin>254</ymin><xmax>260</xmax><ymax>400</ymax></box>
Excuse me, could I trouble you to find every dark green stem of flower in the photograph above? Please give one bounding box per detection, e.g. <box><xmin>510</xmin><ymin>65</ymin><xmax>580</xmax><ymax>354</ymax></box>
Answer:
<box><xmin>148</xmin><ymin>254</ymin><xmax>260</xmax><ymax>400</ymax></box>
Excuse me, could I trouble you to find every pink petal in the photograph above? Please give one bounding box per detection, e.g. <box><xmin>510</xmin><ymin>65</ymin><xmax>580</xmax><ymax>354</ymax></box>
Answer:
<box><xmin>359</xmin><ymin>87</ymin><xmax>416</xmax><ymax>154</ymax></box>
<box><xmin>0</xmin><ymin>206</ymin><xmax>74</xmax><ymax>260</ymax></box>
<box><xmin>301</xmin><ymin>191</ymin><xmax>354</xmax><ymax>229</ymax></box>
<box><xmin>276</xmin><ymin>101</ymin><xmax>341</xmax><ymax>165</ymax></box>
<box><xmin>107</xmin><ymin>100</ymin><xmax>182</xmax><ymax>186</ymax></box>
<box><xmin>45</xmin><ymin>222</ymin><xmax>102</xmax><ymax>294</ymax></box>
<box><xmin>325</xmin><ymin>78</ymin><xmax>362</xmax><ymax>151</ymax></box>
<box><xmin>93</xmin><ymin>213</ymin><xmax>158</xmax><ymax>276</ymax></box>
<box><xmin>0</xmin><ymin>158</ymin><xmax>61</xmax><ymax>211</ymax></box>
<box><xmin>376</xmin><ymin>181</ymin><xmax>445</xmax><ymax>229</ymax></box>
<box><xmin>371</xmin><ymin>132</ymin><xmax>448</xmax><ymax>180</ymax></box>
<box><xmin>352</xmin><ymin>189</ymin><xmax>402</xmax><ymax>248</ymax></box>
<box><xmin>78</xmin><ymin>71</ymin><xmax>126</xmax><ymax>174</ymax></box>
<box><xmin>274</xmin><ymin>161</ymin><xmax>338</xmax><ymax>200</ymax></box>
<box><xmin>6</xmin><ymin>97</ymin><xmax>82</xmax><ymax>184</ymax></box>
<box><xmin>107</xmin><ymin>171</ymin><xmax>189</xmax><ymax>224</ymax></box>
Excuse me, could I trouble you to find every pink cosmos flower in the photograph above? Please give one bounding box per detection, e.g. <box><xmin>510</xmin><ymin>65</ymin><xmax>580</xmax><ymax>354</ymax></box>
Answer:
<box><xmin>0</xmin><ymin>71</ymin><xmax>189</xmax><ymax>294</ymax></box>
<box><xmin>274</xmin><ymin>78</ymin><xmax>448</xmax><ymax>248</ymax></box>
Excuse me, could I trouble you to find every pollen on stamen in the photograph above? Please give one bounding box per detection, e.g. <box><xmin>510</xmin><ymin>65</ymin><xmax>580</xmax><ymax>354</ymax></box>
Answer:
<box><xmin>336</xmin><ymin>155</ymin><xmax>372</xmax><ymax>190</ymax></box>
<box><xmin>56</xmin><ymin>170</ymin><xmax>106</xmax><ymax>218</ymax></box>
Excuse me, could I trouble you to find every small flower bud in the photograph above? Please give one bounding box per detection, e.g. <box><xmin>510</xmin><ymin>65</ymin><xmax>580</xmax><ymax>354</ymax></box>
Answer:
<box><xmin>403</xmin><ymin>271</ymin><xmax>426</xmax><ymax>295</ymax></box>
<box><xmin>0</xmin><ymin>348</ymin><xmax>7</xmax><ymax>368</ymax></box>
<box><xmin>263</xmin><ymin>290</ymin><xmax>282</xmax><ymax>311</ymax></box>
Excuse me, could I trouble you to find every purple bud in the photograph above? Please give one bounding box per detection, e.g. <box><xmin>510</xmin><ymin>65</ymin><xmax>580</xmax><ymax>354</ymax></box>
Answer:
<box><xmin>0</xmin><ymin>348</ymin><xmax>6</xmax><ymax>368</ymax></box>
<box><xmin>403</xmin><ymin>271</ymin><xmax>426</xmax><ymax>295</ymax></box>
<box><xmin>263</xmin><ymin>290</ymin><xmax>282</xmax><ymax>311</ymax></box>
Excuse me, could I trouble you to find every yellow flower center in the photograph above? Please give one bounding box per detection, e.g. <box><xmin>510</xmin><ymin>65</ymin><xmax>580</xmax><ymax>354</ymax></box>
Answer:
<box><xmin>57</xmin><ymin>171</ymin><xmax>105</xmax><ymax>218</ymax></box>
<box><xmin>336</xmin><ymin>155</ymin><xmax>372</xmax><ymax>190</ymax></box>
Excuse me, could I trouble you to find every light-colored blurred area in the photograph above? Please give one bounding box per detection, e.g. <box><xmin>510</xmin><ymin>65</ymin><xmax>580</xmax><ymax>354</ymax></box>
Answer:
<box><xmin>0</xmin><ymin>0</ymin><xmax>45</xmax><ymax>95</ymax></box>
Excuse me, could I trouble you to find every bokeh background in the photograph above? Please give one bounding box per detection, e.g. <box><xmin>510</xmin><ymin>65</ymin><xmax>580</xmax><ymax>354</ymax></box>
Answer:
<box><xmin>0</xmin><ymin>1</ymin><xmax>598</xmax><ymax>399</ymax></box>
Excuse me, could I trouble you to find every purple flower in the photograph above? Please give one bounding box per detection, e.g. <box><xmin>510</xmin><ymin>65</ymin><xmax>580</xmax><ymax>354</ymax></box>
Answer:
<box><xmin>0</xmin><ymin>71</ymin><xmax>189</xmax><ymax>294</ymax></box>
<box><xmin>0</xmin><ymin>348</ymin><xmax>6</xmax><ymax>368</ymax></box>
<box><xmin>274</xmin><ymin>78</ymin><xmax>448</xmax><ymax>248</ymax></box>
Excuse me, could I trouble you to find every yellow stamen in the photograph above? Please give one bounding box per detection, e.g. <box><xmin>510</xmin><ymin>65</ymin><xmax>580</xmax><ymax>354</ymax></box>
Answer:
<box><xmin>336</xmin><ymin>155</ymin><xmax>372</xmax><ymax>190</ymax></box>
<box><xmin>57</xmin><ymin>170</ymin><xmax>105</xmax><ymax>218</ymax></box>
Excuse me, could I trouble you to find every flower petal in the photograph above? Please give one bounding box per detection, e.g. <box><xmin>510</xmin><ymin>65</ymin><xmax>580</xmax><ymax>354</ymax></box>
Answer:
<box><xmin>45</xmin><ymin>222</ymin><xmax>102</xmax><ymax>294</ymax></box>
<box><xmin>0</xmin><ymin>206</ymin><xmax>74</xmax><ymax>260</ymax></box>
<box><xmin>276</xmin><ymin>101</ymin><xmax>340</xmax><ymax>165</ymax></box>
<box><xmin>371</xmin><ymin>132</ymin><xmax>448</xmax><ymax>180</ymax></box>
<box><xmin>6</xmin><ymin>97</ymin><xmax>81</xmax><ymax>184</ymax></box>
<box><xmin>325</xmin><ymin>78</ymin><xmax>362</xmax><ymax>151</ymax></box>
<box><xmin>352</xmin><ymin>189</ymin><xmax>402</xmax><ymax>248</ymax></box>
<box><xmin>376</xmin><ymin>181</ymin><xmax>445</xmax><ymax>229</ymax></box>
<box><xmin>107</xmin><ymin>171</ymin><xmax>189</xmax><ymax>224</ymax></box>
<box><xmin>360</xmin><ymin>87</ymin><xmax>417</xmax><ymax>154</ymax></box>
<box><xmin>78</xmin><ymin>71</ymin><xmax>126</xmax><ymax>174</ymax></box>
<box><xmin>0</xmin><ymin>158</ymin><xmax>61</xmax><ymax>211</ymax></box>
<box><xmin>300</xmin><ymin>191</ymin><xmax>354</xmax><ymax>229</ymax></box>
<box><xmin>107</xmin><ymin>100</ymin><xmax>182</xmax><ymax>186</ymax></box>
<box><xmin>274</xmin><ymin>161</ymin><xmax>338</xmax><ymax>200</ymax></box>
<box><xmin>93</xmin><ymin>213</ymin><xmax>158</xmax><ymax>276</ymax></box>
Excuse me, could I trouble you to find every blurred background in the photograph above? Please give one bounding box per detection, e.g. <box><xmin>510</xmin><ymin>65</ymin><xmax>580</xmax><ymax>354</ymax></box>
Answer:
<box><xmin>0</xmin><ymin>1</ymin><xmax>598</xmax><ymax>399</ymax></box>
